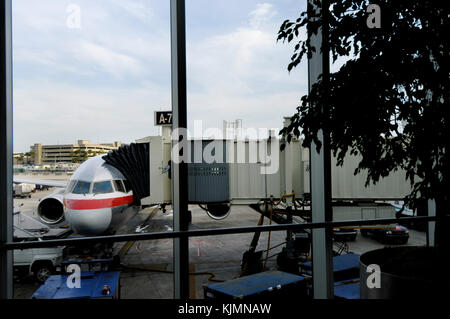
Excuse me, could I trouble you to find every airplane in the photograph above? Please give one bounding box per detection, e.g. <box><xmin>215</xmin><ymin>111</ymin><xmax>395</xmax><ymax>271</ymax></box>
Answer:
<box><xmin>14</xmin><ymin>153</ymin><xmax>231</xmax><ymax>237</ymax></box>
<box><xmin>14</xmin><ymin>155</ymin><xmax>140</xmax><ymax>236</ymax></box>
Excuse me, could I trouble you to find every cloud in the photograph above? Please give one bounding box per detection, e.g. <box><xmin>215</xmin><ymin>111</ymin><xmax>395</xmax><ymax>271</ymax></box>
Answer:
<box><xmin>12</xmin><ymin>0</ymin><xmax>308</xmax><ymax>153</ymax></box>
<box><xmin>14</xmin><ymin>48</ymin><xmax>59</xmax><ymax>67</ymax></box>
<box><xmin>12</xmin><ymin>0</ymin><xmax>66</xmax><ymax>31</ymax></box>
<box><xmin>181</xmin><ymin>2</ymin><xmax>308</xmax><ymax>140</ymax></box>
<box><xmin>249</xmin><ymin>3</ymin><xmax>277</xmax><ymax>29</ymax></box>
<box><xmin>110</xmin><ymin>0</ymin><xmax>154</xmax><ymax>24</ymax></box>
<box><xmin>76</xmin><ymin>42</ymin><xmax>143</xmax><ymax>78</ymax></box>
<box><xmin>187</xmin><ymin>3</ymin><xmax>304</xmax><ymax>93</ymax></box>
<box><xmin>13</xmin><ymin>80</ymin><xmax>170</xmax><ymax>152</ymax></box>
<box><xmin>187</xmin><ymin>90</ymin><xmax>301</xmax><ymax>134</ymax></box>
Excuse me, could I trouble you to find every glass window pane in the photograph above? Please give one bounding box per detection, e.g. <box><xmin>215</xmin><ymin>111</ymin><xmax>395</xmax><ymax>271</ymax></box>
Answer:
<box><xmin>93</xmin><ymin>181</ymin><xmax>114</xmax><ymax>194</ymax></box>
<box><xmin>72</xmin><ymin>181</ymin><xmax>91</xmax><ymax>194</ymax></box>
<box><xmin>113</xmin><ymin>180</ymin><xmax>125</xmax><ymax>193</ymax></box>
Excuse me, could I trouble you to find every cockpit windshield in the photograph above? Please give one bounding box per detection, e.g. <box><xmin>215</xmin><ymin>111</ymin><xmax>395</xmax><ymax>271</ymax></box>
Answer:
<box><xmin>113</xmin><ymin>180</ymin><xmax>126</xmax><ymax>193</ymax></box>
<box><xmin>72</xmin><ymin>181</ymin><xmax>91</xmax><ymax>195</ymax></box>
<box><xmin>66</xmin><ymin>180</ymin><xmax>77</xmax><ymax>194</ymax></box>
<box><xmin>93</xmin><ymin>181</ymin><xmax>114</xmax><ymax>194</ymax></box>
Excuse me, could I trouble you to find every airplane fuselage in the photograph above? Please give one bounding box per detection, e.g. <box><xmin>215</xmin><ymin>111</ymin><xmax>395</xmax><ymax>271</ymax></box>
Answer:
<box><xmin>63</xmin><ymin>156</ymin><xmax>136</xmax><ymax>236</ymax></box>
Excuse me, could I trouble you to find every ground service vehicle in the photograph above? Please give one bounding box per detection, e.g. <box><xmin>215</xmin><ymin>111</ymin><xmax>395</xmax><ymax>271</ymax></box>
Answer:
<box><xmin>14</xmin><ymin>246</ymin><xmax>65</xmax><ymax>283</ymax></box>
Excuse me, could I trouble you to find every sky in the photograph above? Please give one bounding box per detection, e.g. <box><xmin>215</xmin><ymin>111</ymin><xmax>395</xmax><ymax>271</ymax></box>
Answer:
<box><xmin>12</xmin><ymin>0</ymin><xmax>308</xmax><ymax>153</ymax></box>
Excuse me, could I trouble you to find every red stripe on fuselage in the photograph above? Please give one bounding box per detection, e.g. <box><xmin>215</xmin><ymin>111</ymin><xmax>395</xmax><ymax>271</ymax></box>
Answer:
<box><xmin>64</xmin><ymin>195</ymin><xmax>134</xmax><ymax>210</ymax></box>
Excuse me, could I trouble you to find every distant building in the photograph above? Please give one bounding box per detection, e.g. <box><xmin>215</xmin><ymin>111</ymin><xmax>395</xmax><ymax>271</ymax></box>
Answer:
<box><xmin>31</xmin><ymin>140</ymin><xmax>123</xmax><ymax>164</ymax></box>
<box><xmin>13</xmin><ymin>153</ymin><xmax>29</xmax><ymax>165</ymax></box>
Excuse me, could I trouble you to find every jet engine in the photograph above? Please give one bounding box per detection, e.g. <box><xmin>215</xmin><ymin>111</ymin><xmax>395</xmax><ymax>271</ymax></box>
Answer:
<box><xmin>205</xmin><ymin>203</ymin><xmax>231</xmax><ymax>220</ymax></box>
<box><xmin>37</xmin><ymin>189</ymin><xmax>65</xmax><ymax>226</ymax></box>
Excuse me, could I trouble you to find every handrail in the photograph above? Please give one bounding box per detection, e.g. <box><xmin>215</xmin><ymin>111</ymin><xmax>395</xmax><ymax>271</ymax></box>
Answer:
<box><xmin>0</xmin><ymin>215</ymin><xmax>437</xmax><ymax>251</ymax></box>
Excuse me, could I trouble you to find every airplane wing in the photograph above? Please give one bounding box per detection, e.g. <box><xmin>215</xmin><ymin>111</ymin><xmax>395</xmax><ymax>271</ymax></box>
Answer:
<box><xmin>13</xmin><ymin>177</ymin><xmax>68</xmax><ymax>189</ymax></box>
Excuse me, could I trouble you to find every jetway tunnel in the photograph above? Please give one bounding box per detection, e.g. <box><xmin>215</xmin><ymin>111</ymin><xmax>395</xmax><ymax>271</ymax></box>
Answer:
<box><xmin>102</xmin><ymin>143</ymin><xmax>150</xmax><ymax>206</ymax></box>
<box><xmin>104</xmin><ymin>133</ymin><xmax>412</xmax><ymax>215</ymax></box>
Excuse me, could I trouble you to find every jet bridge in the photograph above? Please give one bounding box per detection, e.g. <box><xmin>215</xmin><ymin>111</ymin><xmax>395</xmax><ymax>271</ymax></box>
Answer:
<box><xmin>134</xmin><ymin>131</ymin><xmax>412</xmax><ymax>209</ymax></box>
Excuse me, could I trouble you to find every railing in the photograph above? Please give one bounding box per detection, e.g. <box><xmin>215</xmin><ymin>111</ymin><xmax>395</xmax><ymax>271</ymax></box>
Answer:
<box><xmin>0</xmin><ymin>215</ymin><xmax>436</xmax><ymax>251</ymax></box>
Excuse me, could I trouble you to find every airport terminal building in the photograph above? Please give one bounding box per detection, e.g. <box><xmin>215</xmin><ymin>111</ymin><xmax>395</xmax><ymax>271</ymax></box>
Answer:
<box><xmin>31</xmin><ymin>140</ymin><xmax>123</xmax><ymax>164</ymax></box>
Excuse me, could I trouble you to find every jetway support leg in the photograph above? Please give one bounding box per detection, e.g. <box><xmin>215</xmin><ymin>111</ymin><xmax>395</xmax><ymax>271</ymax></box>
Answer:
<box><xmin>248</xmin><ymin>201</ymin><xmax>311</xmax><ymax>274</ymax></box>
<box><xmin>240</xmin><ymin>215</ymin><xmax>265</xmax><ymax>277</ymax></box>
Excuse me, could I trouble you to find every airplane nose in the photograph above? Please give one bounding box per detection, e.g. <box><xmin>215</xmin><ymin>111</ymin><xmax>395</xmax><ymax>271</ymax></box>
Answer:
<box><xmin>65</xmin><ymin>208</ymin><xmax>112</xmax><ymax>236</ymax></box>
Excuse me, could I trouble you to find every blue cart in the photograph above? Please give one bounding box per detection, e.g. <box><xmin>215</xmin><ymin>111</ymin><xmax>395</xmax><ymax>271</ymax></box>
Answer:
<box><xmin>301</xmin><ymin>253</ymin><xmax>360</xmax><ymax>282</ymax></box>
<box><xmin>204</xmin><ymin>270</ymin><xmax>307</xmax><ymax>299</ymax></box>
<box><xmin>31</xmin><ymin>271</ymin><xmax>120</xmax><ymax>299</ymax></box>
<box><xmin>301</xmin><ymin>253</ymin><xmax>361</xmax><ymax>299</ymax></box>
<box><xmin>334</xmin><ymin>280</ymin><xmax>360</xmax><ymax>299</ymax></box>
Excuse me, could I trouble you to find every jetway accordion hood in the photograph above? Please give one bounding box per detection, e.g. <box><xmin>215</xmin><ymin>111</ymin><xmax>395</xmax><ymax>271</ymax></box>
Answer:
<box><xmin>102</xmin><ymin>143</ymin><xmax>150</xmax><ymax>205</ymax></box>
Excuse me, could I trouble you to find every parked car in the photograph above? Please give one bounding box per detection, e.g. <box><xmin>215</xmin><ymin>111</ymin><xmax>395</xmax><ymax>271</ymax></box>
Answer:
<box><xmin>360</xmin><ymin>225</ymin><xmax>409</xmax><ymax>245</ymax></box>
<box><xmin>14</xmin><ymin>245</ymin><xmax>65</xmax><ymax>283</ymax></box>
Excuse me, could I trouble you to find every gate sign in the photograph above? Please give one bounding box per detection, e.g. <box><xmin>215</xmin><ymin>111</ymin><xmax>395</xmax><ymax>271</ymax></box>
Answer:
<box><xmin>154</xmin><ymin>111</ymin><xmax>173</xmax><ymax>126</ymax></box>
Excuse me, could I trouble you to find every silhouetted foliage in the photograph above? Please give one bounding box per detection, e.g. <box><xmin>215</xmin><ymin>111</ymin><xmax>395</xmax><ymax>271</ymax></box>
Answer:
<box><xmin>279</xmin><ymin>1</ymin><xmax>448</xmax><ymax>250</ymax></box>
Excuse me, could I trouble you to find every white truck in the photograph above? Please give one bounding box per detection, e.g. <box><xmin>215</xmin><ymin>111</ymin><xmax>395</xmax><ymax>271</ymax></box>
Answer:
<box><xmin>13</xmin><ymin>183</ymin><xmax>35</xmax><ymax>198</ymax></box>
<box><xmin>14</xmin><ymin>246</ymin><xmax>65</xmax><ymax>283</ymax></box>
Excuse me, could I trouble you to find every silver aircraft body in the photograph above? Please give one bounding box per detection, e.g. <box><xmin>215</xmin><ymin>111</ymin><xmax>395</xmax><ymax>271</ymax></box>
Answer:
<box><xmin>14</xmin><ymin>156</ymin><xmax>138</xmax><ymax>236</ymax></box>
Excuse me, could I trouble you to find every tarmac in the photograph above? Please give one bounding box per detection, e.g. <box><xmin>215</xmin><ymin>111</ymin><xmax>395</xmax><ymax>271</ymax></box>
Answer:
<box><xmin>13</xmin><ymin>186</ymin><xmax>426</xmax><ymax>299</ymax></box>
